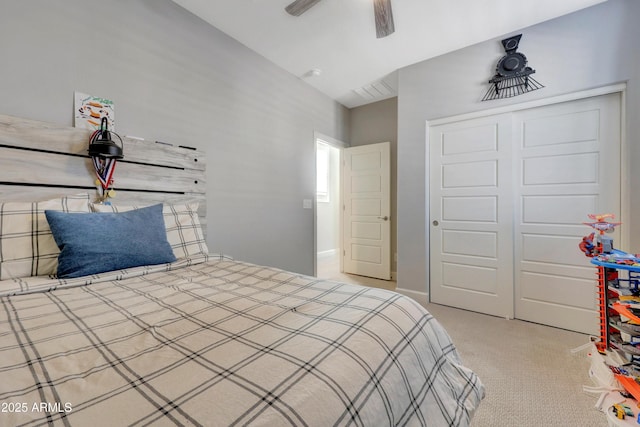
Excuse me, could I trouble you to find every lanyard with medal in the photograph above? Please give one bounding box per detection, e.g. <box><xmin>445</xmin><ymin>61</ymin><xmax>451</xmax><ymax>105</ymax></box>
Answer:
<box><xmin>88</xmin><ymin>117</ymin><xmax>124</xmax><ymax>204</ymax></box>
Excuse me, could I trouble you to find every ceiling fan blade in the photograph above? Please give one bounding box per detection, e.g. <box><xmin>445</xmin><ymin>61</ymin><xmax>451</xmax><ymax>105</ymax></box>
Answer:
<box><xmin>285</xmin><ymin>0</ymin><xmax>323</xmax><ymax>16</ymax></box>
<box><xmin>373</xmin><ymin>0</ymin><xmax>395</xmax><ymax>38</ymax></box>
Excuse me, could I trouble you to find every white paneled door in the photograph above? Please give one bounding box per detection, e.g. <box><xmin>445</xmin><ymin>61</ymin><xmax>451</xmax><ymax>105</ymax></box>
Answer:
<box><xmin>430</xmin><ymin>93</ymin><xmax>621</xmax><ymax>334</ymax></box>
<box><xmin>513</xmin><ymin>94</ymin><xmax>620</xmax><ymax>333</ymax></box>
<box><xmin>429</xmin><ymin>114</ymin><xmax>515</xmax><ymax>318</ymax></box>
<box><xmin>343</xmin><ymin>142</ymin><xmax>391</xmax><ymax>280</ymax></box>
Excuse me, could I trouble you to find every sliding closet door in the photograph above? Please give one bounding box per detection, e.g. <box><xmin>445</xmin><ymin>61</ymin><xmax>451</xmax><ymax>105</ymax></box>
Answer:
<box><xmin>429</xmin><ymin>92</ymin><xmax>621</xmax><ymax>334</ymax></box>
<box><xmin>513</xmin><ymin>93</ymin><xmax>621</xmax><ymax>334</ymax></box>
<box><xmin>429</xmin><ymin>114</ymin><xmax>514</xmax><ymax>318</ymax></box>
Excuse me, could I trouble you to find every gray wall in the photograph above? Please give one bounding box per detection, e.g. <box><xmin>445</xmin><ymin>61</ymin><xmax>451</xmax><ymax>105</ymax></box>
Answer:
<box><xmin>0</xmin><ymin>0</ymin><xmax>349</xmax><ymax>275</ymax></box>
<box><xmin>350</xmin><ymin>97</ymin><xmax>398</xmax><ymax>275</ymax></box>
<box><xmin>397</xmin><ymin>0</ymin><xmax>640</xmax><ymax>295</ymax></box>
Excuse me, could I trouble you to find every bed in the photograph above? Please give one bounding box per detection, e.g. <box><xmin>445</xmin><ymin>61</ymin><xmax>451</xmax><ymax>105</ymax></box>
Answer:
<box><xmin>0</xmin><ymin>114</ymin><xmax>484</xmax><ymax>426</ymax></box>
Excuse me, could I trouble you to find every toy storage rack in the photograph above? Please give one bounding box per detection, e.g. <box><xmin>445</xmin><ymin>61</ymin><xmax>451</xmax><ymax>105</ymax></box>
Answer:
<box><xmin>592</xmin><ymin>253</ymin><xmax>640</xmax><ymax>352</ymax></box>
<box><xmin>591</xmin><ymin>251</ymin><xmax>640</xmax><ymax>408</ymax></box>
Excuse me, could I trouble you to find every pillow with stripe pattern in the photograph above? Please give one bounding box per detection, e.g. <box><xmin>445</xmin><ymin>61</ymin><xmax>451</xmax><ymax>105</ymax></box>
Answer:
<box><xmin>91</xmin><ymin>202</ymin><xmax>208</xmax><ymax>259</ymax></box>
<box><xmin>0</xmin><ymin>193</ymin><xmax>91</xmax><ymax>280</ymax></box>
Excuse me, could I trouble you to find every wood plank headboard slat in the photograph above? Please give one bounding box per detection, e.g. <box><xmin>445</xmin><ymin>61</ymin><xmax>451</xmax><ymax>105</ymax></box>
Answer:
<box><xmin>0</xmin><ymin>114</ymin><xmax>205</xmax><ymax>171</ymax></box>
<box><xmin>0</xmin><ymin>113</ymin><xmax>207</xmax><ymax>225</ymax></box>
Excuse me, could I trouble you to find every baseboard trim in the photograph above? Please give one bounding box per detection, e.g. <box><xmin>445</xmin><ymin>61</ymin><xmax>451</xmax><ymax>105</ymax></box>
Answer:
<box><xmin>395</xmin><ymin>287</ymin><xmax>428</xmax><ymax>307</ymax></box>
<box><xmin>317</xmin><ymin>249</ymin><xmax>337</xmax><ymax>259</ymax></box>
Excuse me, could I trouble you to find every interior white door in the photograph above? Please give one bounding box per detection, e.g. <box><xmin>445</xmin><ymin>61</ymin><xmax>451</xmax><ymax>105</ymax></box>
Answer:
<box><xmin>513</xmin><ymin>93</ymin><xmax>621</xmax><ymax>334</ymax></box>
<box><xmin>429</xmin><ymin>114</ymin><xmax>515</xmax><ymax>318</ymax></box>
<box><xmin>342</xmin><ymin>142</ymin><xmax>391</xmax><ymax>280</ymax></box>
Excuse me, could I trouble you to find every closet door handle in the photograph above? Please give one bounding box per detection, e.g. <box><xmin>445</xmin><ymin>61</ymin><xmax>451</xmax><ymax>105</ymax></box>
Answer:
<box><xmin>432</xmin><ymin>220</ymin><xmax>439</xmax><ymax>226</ymax></box>
<box><xmin>378</xmin><ymin>216</ymin><xmax>389</xmax><ymax>221</ymax></box>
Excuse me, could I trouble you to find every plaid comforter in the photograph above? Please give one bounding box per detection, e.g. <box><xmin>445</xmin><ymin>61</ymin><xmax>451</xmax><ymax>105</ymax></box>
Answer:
<box><xmin>0</xmin><ymin>256</ymin><xmax>484</xmax><ymax>426</ymax></box>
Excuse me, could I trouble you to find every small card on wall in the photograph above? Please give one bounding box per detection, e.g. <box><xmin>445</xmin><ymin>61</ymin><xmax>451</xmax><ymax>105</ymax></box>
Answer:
<box><xmin>74</xmin><ymin>91</ymin><xmax>115</xmax><ymax>130</ymax></box>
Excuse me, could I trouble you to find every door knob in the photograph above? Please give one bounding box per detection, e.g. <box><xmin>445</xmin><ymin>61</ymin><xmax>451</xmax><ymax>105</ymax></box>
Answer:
<box><xmin>432</xmin><ymin>220</ymin><xmax>439</xmax><ymax>226</ymax></box>
<box><xmin>378</xmin><ymin>216</ymin><xmax>389</xmax><ymax>221</ymax></box>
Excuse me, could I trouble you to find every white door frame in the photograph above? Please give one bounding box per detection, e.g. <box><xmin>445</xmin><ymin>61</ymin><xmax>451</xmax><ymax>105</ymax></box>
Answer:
<box><xmin>425</xmin><ymin>83</ymin><xmax>629</xmax><ymax>300</ymax></box>
<box><xmin>313</xmin><ymin>131</ymin><xmax>347</xmax><ymax>277</ymax></box>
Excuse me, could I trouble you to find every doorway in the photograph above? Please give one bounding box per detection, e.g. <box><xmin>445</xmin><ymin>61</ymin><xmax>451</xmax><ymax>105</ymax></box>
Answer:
<box><xmin>315</xmin><ymin>135</ymin><xmax>343</xmax><ymax>280</ymax></box>
<box><xmin>316</xmin><ymin>139</ymin><xmax>342</xmax><ymax>271</ymax></box>
<box><xmin>314</xmin><ymin>135</ymin><xmax>395</xmax><ymax>289</ymax></box>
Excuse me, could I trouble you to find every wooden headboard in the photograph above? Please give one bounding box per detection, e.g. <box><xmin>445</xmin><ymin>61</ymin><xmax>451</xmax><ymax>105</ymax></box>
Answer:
<box><xmin>0</xmin><ymin>114</ymin><xmax>206</xmax><ymax>228</ymax></box>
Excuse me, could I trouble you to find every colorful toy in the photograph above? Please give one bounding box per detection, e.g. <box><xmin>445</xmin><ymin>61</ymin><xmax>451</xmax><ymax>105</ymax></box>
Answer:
<box><xmin>612</xmin><ymin>402</ymin><xmax>633</xmax><ymax>419</ymax></box>
<box><xmin>580</xmin><ymin>213</ymin><xmax>624</xmax><ymax>354</ymax></box>
<box><xmin>588</xmin><ymin>213</ymin><xmax>616</xmax><ymax>222</ymax></box>
<box><xmin>583</xmin><ymin>213</ymin><xmax>621</xmax><ymax>235</ymax></box>
<box><xmin>579</xmin><ymin>232</ymin><xmax>596</xmax><ymax>257</ymax></box>
<box><xmin>579</xmin><ymin>214</ymin><xmax>621</xmax><ymax>257</ymax></box>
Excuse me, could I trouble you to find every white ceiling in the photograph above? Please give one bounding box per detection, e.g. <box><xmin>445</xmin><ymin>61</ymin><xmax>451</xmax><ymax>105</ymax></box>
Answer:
<box><xmin>172</xmin><ymin>0</ymin><xmax>606</xmax><ymax>108</ymax></box>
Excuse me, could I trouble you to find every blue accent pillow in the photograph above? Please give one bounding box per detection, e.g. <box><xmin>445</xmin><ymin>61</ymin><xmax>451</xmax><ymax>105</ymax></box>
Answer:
<box><xmin>45</xmin><ymin>204</ymin><xmax>176</xmax><ymax>278</ymax></box>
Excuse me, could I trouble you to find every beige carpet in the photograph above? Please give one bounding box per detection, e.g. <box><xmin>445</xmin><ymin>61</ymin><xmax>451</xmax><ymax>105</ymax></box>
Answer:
<box><xmin>426</xmin><ymin>303</ymin><xmax>605</xmax><ymax>427</ymax></box>
<box><xmin>316</xmin><ymin>254</ymin><xmax>397</xmax><ymax>291</ymax></box>
<box><xmin>316</xmin><ymin>257</ymin><xmax>607</xmax><ymax>426</ymax></box>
